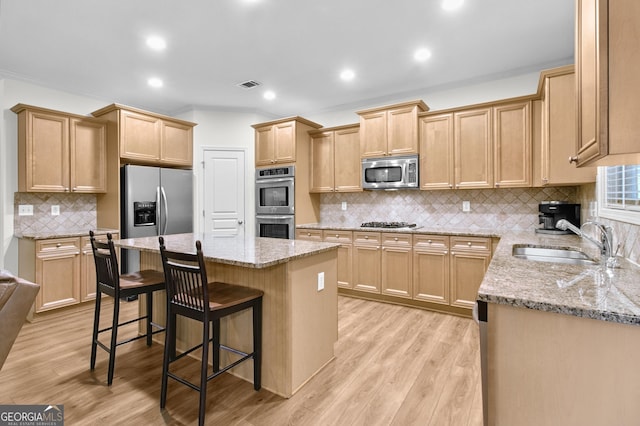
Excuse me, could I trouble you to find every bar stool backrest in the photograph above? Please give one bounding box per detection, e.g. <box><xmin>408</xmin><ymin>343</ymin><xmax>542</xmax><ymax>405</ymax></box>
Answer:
<box><xmin>90</xmin><ymin>232</ymin><xmax>120</xmax><ymax>297</ymax></box>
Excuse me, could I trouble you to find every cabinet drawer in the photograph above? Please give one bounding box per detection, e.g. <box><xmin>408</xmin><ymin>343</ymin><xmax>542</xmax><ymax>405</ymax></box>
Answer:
<box><xmin>353</xmin><ymin>231</ymin><xmax>381</xmax><ymax>245</ymax></box>
<box><xmin>323</xmin><ymin>230</ymin><xmax>353</xmax><ymax>244</ymax></box>
<box><xmin>37</xmin><ymin>238</ymin><xmax>80</xmax><ymax>255</ymax></box>
<box><xmin>382</xmin><ymin>233</ymin><xmax>412</xmax><ymax>247</ymax></box>
<box><xmin>413</xmin><ymin>235</ymin><xmax>449</xmax><ymax>251</ymax></box>
<box><xmin>450</xmin><ymin>236</ymin><xmax>491</xmax><ymax>252</ymax></box>
<box><xmin>296</xmin><ymin>229</ymin><xmax>323</xmax><ymax>241</ymax></box>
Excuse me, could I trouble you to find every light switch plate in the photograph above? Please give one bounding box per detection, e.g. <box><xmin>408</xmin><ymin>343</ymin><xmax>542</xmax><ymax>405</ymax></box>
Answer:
<box><xmin>18</xmin><ymin>204</ymin><xmax>33</xmax><ymax>216</ymax></box>
<box><xmin>317</xmin><ymin>272</ymin><xmax>325</xmax><ymax>291</ymax></box>
<box><xmin>51</xmin><ymin>205</ymin><xmax>60</xmax><ymax>216</ymax></box>
<box><xmin>462</xmin><ymin>201</ymin><xmax>471</xmax><ymax>212</ymax></box>
<box><xmin>341</xmin><ymin>201</ymin><xmax>347</xmax><ymax>211</ymax></box>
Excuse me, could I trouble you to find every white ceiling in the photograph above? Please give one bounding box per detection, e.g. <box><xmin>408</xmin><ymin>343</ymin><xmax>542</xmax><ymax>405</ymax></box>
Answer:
<box><xmin>0</xmin><ymin>0</ymin><xmax>574</xmax><ymax>117</ymax></box>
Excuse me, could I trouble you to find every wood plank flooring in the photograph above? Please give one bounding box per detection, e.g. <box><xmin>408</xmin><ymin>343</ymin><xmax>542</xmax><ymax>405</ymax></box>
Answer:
<box><xmin>0</xmin><ymin>296</ymin><xmax>482</xmax><ymax>425</ymax></box>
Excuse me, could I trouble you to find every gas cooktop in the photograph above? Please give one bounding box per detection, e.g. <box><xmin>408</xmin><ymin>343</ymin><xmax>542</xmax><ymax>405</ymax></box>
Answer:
<box><xmin>361</xmin><ymin>221</ymin><xmax>417</xmax><ymax>229</ymax></box>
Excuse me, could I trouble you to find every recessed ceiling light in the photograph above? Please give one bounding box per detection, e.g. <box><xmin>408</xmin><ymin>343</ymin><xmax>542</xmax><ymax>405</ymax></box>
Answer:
<box><xmin>146</xmin><ymin>36</ymin><xmax>167</xmax><ymax>50</ymax></box>
<box><xmin>263</xmin><ymin>90</ymin><xmax>276</xmax><ymax>100</ymax></box>
<box><xmin>414</xmin><ymin>48</ymin><xmax>432</xmax><ymax>62</ymax></box>
<box><xmin>340</xmin><ymin>69</ymin><xmax>356</xmax><ymax>81</ymax></box>
<box><xmin>441</xmin><ymin>0</ymin><xmax>464</xmax><ymax>11</ymax></box>
<box><xmin>148</xmin><ymin>77</ymin><xmax>163</xmax><ymax>88</ymax></box>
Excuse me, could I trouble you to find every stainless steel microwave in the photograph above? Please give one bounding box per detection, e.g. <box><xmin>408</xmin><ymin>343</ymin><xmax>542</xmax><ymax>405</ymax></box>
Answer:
<box><xmin>361</xmin><ymin>155</ymin><xmax>419</xmax><ymax>190</ymax></box>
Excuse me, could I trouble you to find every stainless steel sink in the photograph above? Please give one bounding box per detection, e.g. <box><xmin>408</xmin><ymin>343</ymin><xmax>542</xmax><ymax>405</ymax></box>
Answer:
<box><xmin>512</xmin><ymin>245</ymin><xmax>597</xmax><ymax>266</ymax></box>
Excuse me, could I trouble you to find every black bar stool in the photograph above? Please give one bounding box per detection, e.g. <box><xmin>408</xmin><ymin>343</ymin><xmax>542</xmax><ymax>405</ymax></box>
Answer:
<box><xmin>89</xmin><ymin>231</ymin><xmax>166</xmax><ymax>385</ymax></box>
<box><xmin>158</xmin><ymin>236</ymin><xmax>263</xmax><ymax>426</ymax></box>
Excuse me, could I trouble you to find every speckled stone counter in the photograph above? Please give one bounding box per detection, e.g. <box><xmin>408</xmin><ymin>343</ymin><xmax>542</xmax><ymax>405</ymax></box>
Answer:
<box><xmin>113</xmin><ymin>232</ymin><xmax>339</xmax><ymax>269</ymax></box>
<box><xmin>113</xmin><ymin>232</ymin><xmax>339</xmax><ymax>398</ymax></box>
<box><xmin>15</xmin><ymin>228</ymin><xmax>118</xmax><ymax>240</ymax></box>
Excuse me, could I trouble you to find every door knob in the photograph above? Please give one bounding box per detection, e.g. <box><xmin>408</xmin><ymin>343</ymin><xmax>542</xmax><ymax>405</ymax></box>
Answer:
<box><xmin>569</xmin><ymin>156</ymin><xmax>578</xmax><ymax>164</ymax></box>
<box><xmin>238</xmin><ymin>220</ymin><xmax>244</xmax><ymax>225</ymax></box>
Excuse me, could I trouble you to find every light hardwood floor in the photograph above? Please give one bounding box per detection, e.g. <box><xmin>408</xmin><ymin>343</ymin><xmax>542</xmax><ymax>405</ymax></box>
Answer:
<box><xmin>0</xmin><ymin>296</ymin><xmax>483</xmax><ymax>425</ymax></box>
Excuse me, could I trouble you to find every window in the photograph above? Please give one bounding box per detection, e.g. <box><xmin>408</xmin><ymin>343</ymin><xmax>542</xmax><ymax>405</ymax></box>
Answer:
<box><xmin>597</xmin><ymin>165</ymin><xmax>640</xmax><ymax>225</ymax></box>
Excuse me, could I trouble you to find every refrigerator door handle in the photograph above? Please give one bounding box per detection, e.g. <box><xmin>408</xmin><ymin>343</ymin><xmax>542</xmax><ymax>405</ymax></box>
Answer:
<box><xmin>156</xmin><ymin>186</ymin><xmax>161</xmax><ymax>235</ymax></box>
<box><xmin>161</xmin><ymin>186</ymin><xmax>169</xmax><ymax>235</ymax></box>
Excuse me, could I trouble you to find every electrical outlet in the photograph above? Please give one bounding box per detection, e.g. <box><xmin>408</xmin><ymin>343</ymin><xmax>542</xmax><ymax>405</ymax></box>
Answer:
<box><xmin>18</xmin><ymin>205</ymin><xmax>33</xmax><ymax>216</ymax></box>
<box><xmin>51</xmin><ymin>205</ymin><xmax>60</xmax><ymax>216</ymax></box>
<box><xmin>462</xmin><ymin>201</ymin><xmax>471</xmax><ymax>212</ymax></box>
<box><xmin>341</xmin><ymin>201</ymin><xmax>347</xmax><ymax>211</ymax></box>
<box><xmin>317</xmin><ymin>272</ymin><xmax>325</xmax><ymax>291</ymax></box>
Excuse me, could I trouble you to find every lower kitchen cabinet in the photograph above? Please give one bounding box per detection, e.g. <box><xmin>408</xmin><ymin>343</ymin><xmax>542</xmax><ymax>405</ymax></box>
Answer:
<box><xmin>450</xmin><ymin>236</ymin><xmax>492</xmax><ymax>309</ymax></box>
<box><xmin>19</xmin><ymin>233</ymin><xmax>118</xmax><ymax>312</ymax></box>
<box><xmin>412</xmin><ymin>235</ymin><xmax>450</xmax><ymax>304</ymax></box>
<box><xmin>297</xmin><ymin>229</ymin><xmax>353</xmax><ymax>289</ymax></box>
<box><xmin>381</xmin><ymin>233</ymin><xmax>412</xmax><ymax>298</ymax></box>
<box><xmin>352</xmin><ymin>231</ymin><xmax>381</xmax><ymax>293</ymax></box>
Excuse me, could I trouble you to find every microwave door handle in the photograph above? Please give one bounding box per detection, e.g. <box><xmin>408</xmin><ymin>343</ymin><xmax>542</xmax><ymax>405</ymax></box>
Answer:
<box><xmin>161</xmin><ymin>186</ymin><xmax>169</xmax><ymax>235</ymax></box>
<box><xmin>156</xmin><ymin>186</ymin><xmax>161</xmax><ymax>235</ymax></box>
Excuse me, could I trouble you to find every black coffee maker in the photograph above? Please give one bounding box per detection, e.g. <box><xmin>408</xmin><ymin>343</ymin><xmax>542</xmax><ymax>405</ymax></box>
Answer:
<box><xmin>536</xmin><ymin>201</ymin><xmax>581</xmax><ymax>234</ymax></box>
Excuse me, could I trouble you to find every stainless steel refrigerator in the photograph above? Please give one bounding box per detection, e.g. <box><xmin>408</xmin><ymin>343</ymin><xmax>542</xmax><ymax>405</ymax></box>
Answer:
<box><xmin>120</xmin><ymin>165</ymin><xmax>193</xmax><ymax>273</ymax></box>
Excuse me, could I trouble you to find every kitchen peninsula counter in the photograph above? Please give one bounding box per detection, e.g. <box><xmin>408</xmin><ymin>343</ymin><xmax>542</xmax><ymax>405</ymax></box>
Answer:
<box><xmin>112</xmin><ymin>233</ymin><xmax>339</xmax><ymax>398</ymax></box>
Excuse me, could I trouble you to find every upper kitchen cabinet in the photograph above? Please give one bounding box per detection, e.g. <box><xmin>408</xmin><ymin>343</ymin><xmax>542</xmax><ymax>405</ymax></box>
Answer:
<box><xmin>252</xmin><ymin>116</ymin><xmax>322</xmax><ymax>166</ymax></box>
<box><xmin>454</xmin><ymin>107</ymin><xmax>493</xmax><ymax>189</ymax></box>
<box><xmin>309</xmin><ymin>124</ymin><xmax>362</xmax><ymax>193</ymax></box>
<box><xmin>357</xmin><ymin>100</ymin><xmax>429</xmax><ymax>158</ymax></box>
<box><xmin>535</xmin><ymin>66</ymin><xmax>596</xmax><ymax>185</ymax></box>
<box><xmin>574</xmin><ymin>0</ymin><xmax>640</xmax><ymax>166</ymax></box>
<box><xmin>12</xmin><ymin>104</ymin><xmax>107</xmax><ymax>193</ymax></box>
<box><xmin>492</xmin><ymin>101</ymin><xmax>531</xmax><ymax>188</ymax></box>
<box><xmin>419</xmin><ymin>113</ymin><xmax>454</xmax><ymax>190</ymax></box>
<box><xmin>91</xmin><ymin>104</ymin><xmax>196</xmax><ymax>168</ymax></box>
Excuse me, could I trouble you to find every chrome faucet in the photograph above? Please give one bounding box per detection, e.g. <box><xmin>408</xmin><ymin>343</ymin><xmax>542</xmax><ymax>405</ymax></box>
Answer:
<box><xmin>556</xmin><ymin>219</ymin><xmax>614</xmax><ymax>263</ymax></box>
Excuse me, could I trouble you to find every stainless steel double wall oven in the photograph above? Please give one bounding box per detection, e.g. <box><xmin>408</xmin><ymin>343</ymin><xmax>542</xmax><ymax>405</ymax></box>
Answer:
<box><xmin>255</xmin><ymin>165</ymin><xmax>295</xmax><ymax>239</ymax></box>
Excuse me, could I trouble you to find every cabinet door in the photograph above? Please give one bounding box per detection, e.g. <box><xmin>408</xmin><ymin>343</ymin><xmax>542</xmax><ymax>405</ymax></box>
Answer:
<box><xmin>413</xmin><ymin>235</ymin><xmax>450</xmax><ymax>304</ymax></box>
<box><xmin>255</xmin><ymin>125</ymin><xmax>275</xmax><ymax>166</ymax></box>
<box><xmin>381</xmin><ymin>234</ymin><xmax>412</xmax><ymax>299</ymax></box>
<box><xmin>295</xmin><ymin>229</ymin><xmax>323</xmax><ymax>241</ymax></box>
<box><xmin>542</xmin><ymin>71</ymin><xmax>596</xmax><ymax>184</ymax></box>
<box><xmin>575</xmin><ymin>0</ymin><xmax>608</xmax><ymax>166</ymax></box>
<box><xmin>35</xmin><ymin>238</ymin><xmax>81</xmax><ymax>312</ymax></box>
<box><xmin>352</xmin><ymin>232</ymin><xmax>381</xmax><ymax>293</ymax></box>
<box><xmin>120</xmin><ymin>110</ymin><xmax>161</xmax><ymax>162</ymax></box>
<box><xmin>493</xmin><ymin>102</ymin><xmax>531</xmax><ymax>188</ymax></box>
<box><xmin>334</xmin><ymin>126</ymin><xmax>362</xmax><ymax>192</ymax></box>
<box><xmin>454</xmin><ymin>108</ymin><xmax>493</xmax><ymax>189</ymax></box>
<box><xmin>419</xmin><ymin>113</ymin><xmax>454</xmax><ymax>190</ymax></box>
<box><xmin>360</xmin><ymin>110</ymin><xmax>387</xmax><ymax>158</ymax></box>
<box><xmin>23</xmin><ymin>110</ymin><xmax>70</xmax><ymax>192</ymax></box>
<box><xmin>161</xmin><ymin>120</ymin><xmax>193</xmax><ymax>166</ymax></box>
<box><xmin>69</xmin><ymin>117</ymin><xmax>107</xmax><ymax>193</ymax></box>
<box><xmin>387</xmin><ymin>105</ymin><xmax>419</xmax><ymax>156</ymax></box>
<box><xmin>274</xmin><ymin>121</ymin><xmax>296</xmax><ymax>163</ymax></box>
<box><xmin>450</xmin><ymin>237</ymin><xmax>491</xmax><ymax>309</ymax></box>
<box><xmin>309</xmin><ymin>131</ymin><xmax>335</xmax><ymax>193</ymax></box>
<box><xmin>324</xmin><ymin>231</ymin><xmax>353</xmax><ymax>289</ymax></box>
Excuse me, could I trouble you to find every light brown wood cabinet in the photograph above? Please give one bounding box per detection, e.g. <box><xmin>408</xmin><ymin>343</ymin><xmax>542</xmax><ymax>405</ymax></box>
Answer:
<box><xmin>419</xmin><ymin>113</ymin><xmax>454</xmax><ymax>190</ymax></box>
<box><xmin>309</xmin><ymin>124</ymin><xmax>361</xmax><ymax>193</ymax></box>
<box><xmin>493</xmin><ymin>101</ymin><xmax>531</xmax><ymax>188</ymax></box>
<box><xmin>322</xmin><ymin>231</ymin><xmax>353</xmax><ymax>289</ymax></box>
<box><xmin>357</xmin><ymin>100</ymin><xmax>428</xmax><ymax>158</ymax></box>
<box><xmin>575</xmin><ymin>0</ymin><xmax>640</xmax><ymax>166</ymax></box>
<box><xmin>412</xmin><ymin>235</ymin><xmax>450</xmax><ymax>304</ymax></box>
<box><xmin>18</xmin><ymin>233</ymin><xmax>118</xmax><ymax>312</ymax></box>
<box><xmin>536</xmin><ymin>66</ymin><xmax>596</xmax><ymax>185</ymax></box>
<box><xmin>352</xmin><ymin>231</ymin><xmax>381</xmax><ymax>293</ymax></box>
<box><xmin>253</xmin><ymin>117</ymin><xmax>322</xmax><ymax>166</ymax></box>
<box><xmin>454</xmin><ymin>108</ymin><xmax>493</xmax><ymax>189</ymax></box>
<box><xmin>381</xmin><ymin>233</ymin><xmax>412</xmax><ymax>299</ymax></box>
<box><xmin>449</xmin><ymin>236</ymin><xmax>492</xmax><ymax>309</ymax></box>
<box><xmin>91</xmin><ymin>104</ymin><xmax>195</xmax><ymax>167</ymax></box>
<box><xmin>12</xmin><ymin>104</ymin><xmax>107</xmax><ymax>193</ymax></box>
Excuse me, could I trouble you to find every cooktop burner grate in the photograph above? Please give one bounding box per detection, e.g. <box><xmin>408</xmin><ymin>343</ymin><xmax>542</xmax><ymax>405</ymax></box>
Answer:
<box><xmin>361</xmin><ymin>221</ymin><xmax>417</xmax><ymax>229</ymax></box>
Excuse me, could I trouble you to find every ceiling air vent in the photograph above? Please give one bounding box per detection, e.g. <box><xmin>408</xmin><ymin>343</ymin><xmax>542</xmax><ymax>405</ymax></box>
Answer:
<box><xmin>237</xmin><ymin>80</ymin><xmax>261</xmax><ymax>89</ymax></box>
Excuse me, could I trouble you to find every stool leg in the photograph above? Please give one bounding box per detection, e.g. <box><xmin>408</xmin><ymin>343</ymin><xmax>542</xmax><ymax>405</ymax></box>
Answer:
<box><xmin>212</xmin><ymin>319</ymin><xmax>220</xmax><ymax>373</ymax></box>
<box><xmin>90</xmin><ymin>290</ymin><xmax>102</xmax><ymax>370</ymax></box>
<box><xmin>146</xmin><ymin>292</ymin><xmax>153</xmax><ymax>346</ymax></box>
<box><xmin>199</xmin><ymin>320</ymin><xmax>210</xmax><ymax>426</ymax></box>
<box><xmin>107</xmin><ymin>296</ymin><xmax>120</xmax><ymax>385</ymax></box>
<box><xmin>160</xmin><ymin>307</ymin><xmax>173</xmax><ymax>409</ymax></box>
<box><xmin>253</xmin><ymin>299</ymin><xmax>262</xmax><ymax>391</ymax></box>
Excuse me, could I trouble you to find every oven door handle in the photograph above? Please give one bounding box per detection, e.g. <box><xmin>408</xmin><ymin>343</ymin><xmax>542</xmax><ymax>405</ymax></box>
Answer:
<box><xmin>256</xmin><ymin>215</ymin><xmax>294</xmax><ymax>220</ymax></box>
<box><xmin>256</xmin><ymin>177</ymin><xmax>294</xmax><ymax>185</ymax></box>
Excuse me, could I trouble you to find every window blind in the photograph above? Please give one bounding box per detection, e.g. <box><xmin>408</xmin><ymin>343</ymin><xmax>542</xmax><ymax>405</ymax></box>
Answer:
<box><xmin>605</xmin><ymin>165</ymin><xmax>640</xmax><ymax>211</ymax></box>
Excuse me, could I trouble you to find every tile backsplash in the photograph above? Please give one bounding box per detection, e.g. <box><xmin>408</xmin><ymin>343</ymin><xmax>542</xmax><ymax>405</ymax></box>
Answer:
<box><xmin>14</xmin><ymin>193</ymin><xmax>97</xmax><ymax>236</ymax></box>
<box><xmin>320</xmin><ymin>187</ymin><xmax>577</xmax><ymax>230</ymax></box>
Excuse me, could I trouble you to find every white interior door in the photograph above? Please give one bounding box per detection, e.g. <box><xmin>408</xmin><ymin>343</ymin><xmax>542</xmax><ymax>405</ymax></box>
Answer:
<box><xmin>203</xmin><ymin>149</ymin><xmax>245</xmax><ymax>236</ymax></box>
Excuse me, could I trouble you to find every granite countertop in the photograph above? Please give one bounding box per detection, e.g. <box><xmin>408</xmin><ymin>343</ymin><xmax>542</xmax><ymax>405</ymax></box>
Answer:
<box><xmin>297</xmin><ymin>223</ymin><xmax>640</xmax><ymax>326</ymax></box>
<box><xmin>15</xmin><ymin>228</ymin><xmax>119</xmax><ymax>240</ymax></box>
<box><xmin>478</xmin><ymin>231</ymin><xmax>640</xmax><ymax>326</ymax></box>
<box><xmin>112</xmin><ymin>233</ymin><xmax>339</xmax><ymax>269</ymax></box>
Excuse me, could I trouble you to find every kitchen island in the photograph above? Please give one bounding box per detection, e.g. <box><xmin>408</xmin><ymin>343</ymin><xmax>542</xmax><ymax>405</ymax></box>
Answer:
<box><xmin>113</xmin><ymin>233</ymin><xmax>339</xmax><ymax>398</ymax></box>
<box><xmin>477</xmin><ymin>231</ymin><xmax>640</xmax><ymax>425</ymax></box>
